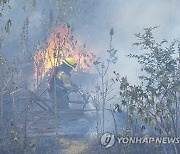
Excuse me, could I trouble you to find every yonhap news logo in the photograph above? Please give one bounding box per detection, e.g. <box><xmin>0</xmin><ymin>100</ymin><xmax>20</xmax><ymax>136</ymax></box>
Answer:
<box><xmin>100</xmin><ymin>133</ymin><xmax>180</xmax><ymax>149</ymax></box>
<box><xmin>100</xmin><ymin>132</ymin><xmax>115</xmax><ymax>148</ymax></box>
<box><xmin>117</xmin><ymin>136</ymin><xmax>180</xmax><ymax>144</ymax></box>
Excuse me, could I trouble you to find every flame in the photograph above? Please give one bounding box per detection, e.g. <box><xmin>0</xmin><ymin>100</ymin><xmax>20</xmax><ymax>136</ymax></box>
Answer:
<box><xmin>34</xmin><ymin>26</ymin><xmax>95</xmax><ymax>84</ymax></box>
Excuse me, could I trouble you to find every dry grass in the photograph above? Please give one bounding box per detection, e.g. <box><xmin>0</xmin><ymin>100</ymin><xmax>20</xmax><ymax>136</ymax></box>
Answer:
<box><xmin>59</xmin><ymin>138</ymin><xmax>89</xmax><ymax>154</ymax></box>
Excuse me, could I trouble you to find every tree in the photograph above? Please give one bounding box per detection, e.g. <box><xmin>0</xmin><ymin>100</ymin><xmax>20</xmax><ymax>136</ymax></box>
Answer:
<box><xmin>115</xmin><ymin>27</ymin><xmax>180</xmax><ymax>154</ymax></box>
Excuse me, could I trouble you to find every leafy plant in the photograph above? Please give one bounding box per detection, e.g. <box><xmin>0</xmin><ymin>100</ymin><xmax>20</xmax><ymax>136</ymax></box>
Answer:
<box><xmin>115</xmin><ymin>27</ymin><xmax>180</xmax><ymax>154</ymax></box>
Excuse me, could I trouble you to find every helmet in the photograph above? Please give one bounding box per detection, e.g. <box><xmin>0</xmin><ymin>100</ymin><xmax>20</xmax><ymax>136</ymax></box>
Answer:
<box><xmin>62</xmin><ymin>57</ymin><xmax>77</xmax><ymax>68</ymax></box>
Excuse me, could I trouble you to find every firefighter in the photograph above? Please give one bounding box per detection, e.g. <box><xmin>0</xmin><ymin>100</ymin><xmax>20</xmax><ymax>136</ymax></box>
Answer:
<box><xmin>48</xmin><ymin>57</ymin><xmax>78</xmax><ymax>110</ymax></box>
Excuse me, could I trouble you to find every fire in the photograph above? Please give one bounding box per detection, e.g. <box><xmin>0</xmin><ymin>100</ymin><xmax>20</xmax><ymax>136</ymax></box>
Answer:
<box><xmin>34</xmin><ymin>25</ymin><xmax>95</xmax><ymax>85</ymax></box>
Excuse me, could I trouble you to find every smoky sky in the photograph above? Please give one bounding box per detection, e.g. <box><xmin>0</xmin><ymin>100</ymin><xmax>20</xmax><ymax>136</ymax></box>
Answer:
<box><xmin>75</xmin><ymin>0</ymin><xmax>180</xmax><ymax>84</ymax></box>
<box><xmin>1</xmin><ymin>0</ymin><xmax>180</xmax><ymax>83</ymax></box>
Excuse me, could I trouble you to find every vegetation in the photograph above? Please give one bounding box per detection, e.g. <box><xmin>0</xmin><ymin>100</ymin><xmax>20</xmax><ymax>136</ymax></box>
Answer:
<box><xmin>113</xmin><ymin>27</ymin><xmax>180</xmax><ymax>154</ymax></box>
<box><xmin>0</xmin><ymin>0</ymin><xmax>179</xmax><ymax>153</ymax></box>
<box><xmin>91</xmin><ymin>27</ymin><xmax>118</xmax><ymax>135</ymax></box>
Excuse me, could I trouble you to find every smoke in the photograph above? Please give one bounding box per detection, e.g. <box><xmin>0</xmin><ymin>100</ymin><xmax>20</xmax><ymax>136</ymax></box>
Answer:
<box><xmin>73</xmin><ymin>0</ymin><xmax>179</xmax><ymax>84</ymax></box>
<box><xmin>0</xmin><ymin>0</ymin><xmax>178</xmax><ymax>117</ymax></box>
<box><xmin>1</xmin><ymin>1</ymin><xmax>180</xmax><ymax>153</ymax></box>
<box><xmin>1</xmin><ymin>0</ymin><xmax>52</xmax><ymax>60</ymax></box>
<box><xmin>1</xmin><ymin>0</ymin><xmax>178</xmax><ymax>81</ymax></box>
<box><xmin>71</xmin><ymin>0</ymin><xmax>179</xmax><ymax>133</ymax></box>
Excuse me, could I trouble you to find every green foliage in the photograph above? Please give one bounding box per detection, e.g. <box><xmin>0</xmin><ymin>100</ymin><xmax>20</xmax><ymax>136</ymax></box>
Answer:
<box><xmin>116</xmin><ymin>27</ymin><xmax>180</xmax><ymax>137</ymax></box>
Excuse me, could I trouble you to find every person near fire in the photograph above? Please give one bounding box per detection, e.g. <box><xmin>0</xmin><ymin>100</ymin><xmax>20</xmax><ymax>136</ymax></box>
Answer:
<box><xmin>48</xmin><ymin>57</ymin><xmax>78</xmax><ymax>110</ymax></box>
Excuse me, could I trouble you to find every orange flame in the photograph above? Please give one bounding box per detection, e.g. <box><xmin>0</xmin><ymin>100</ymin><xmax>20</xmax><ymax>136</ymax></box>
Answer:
<box><xmin>34</xmin><ymin>26</ymin><xmax>95</xmax><ymax>84</ymax></box>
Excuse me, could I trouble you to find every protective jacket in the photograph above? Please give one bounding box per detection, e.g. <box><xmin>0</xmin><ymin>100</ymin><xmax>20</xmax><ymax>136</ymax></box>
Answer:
<box><xmin>48</xmin><ymin>66</ymin><xmax>73</xmax><ymax>93</ymax></box>
<box><xmin>56</xmin><ymin>70</ymin><xmax>73</xmax><ymax>91</ymax></box>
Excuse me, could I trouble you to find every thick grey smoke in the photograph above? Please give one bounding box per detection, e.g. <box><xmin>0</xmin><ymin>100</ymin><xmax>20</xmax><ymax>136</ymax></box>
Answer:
<box><xmin>1</xmin><ymin>0</ymin><xmax>53</xmax><ymax>60</ymax></box>
<box><xmin>1</xmin><ymin>1</ymin><xmax>179</xmax><ymax>152</ymax></box>
<box><xmin>1</xmin><ymin>0</ymin><xmax>179</xmax><ymax>82</ymax></box>
<box><xmin>74</xmin><ymin>0</ymin><xmax>179</xmax><ymax>84</ymax></box>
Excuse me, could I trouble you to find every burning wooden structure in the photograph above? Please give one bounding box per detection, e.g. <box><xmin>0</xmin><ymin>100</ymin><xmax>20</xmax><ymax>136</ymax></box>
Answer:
<box><xmin>13</xmin><ymin>88</ymin><xmax>89</xmax><ymax>137</ymax></box>
<box><xmin>0</xmin><ymin>25</ymin><xmax>95</xmax><ymax>142</ymax></box>
<box><xmin>33</xmin><ymin>25</ymin><xmax>95</xmax><ymax>90</ymax></box>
